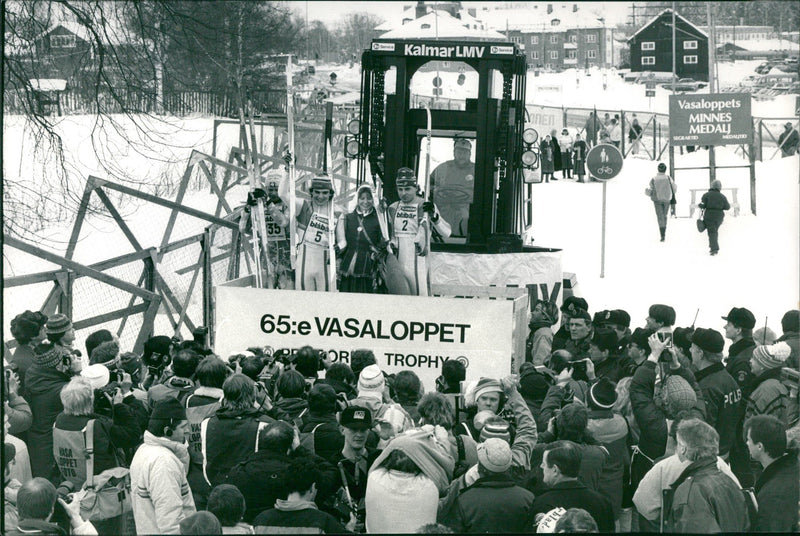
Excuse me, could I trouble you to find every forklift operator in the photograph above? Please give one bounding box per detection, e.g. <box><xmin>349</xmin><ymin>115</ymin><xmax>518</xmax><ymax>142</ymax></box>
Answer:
<box><xmin>430</xmin><ymin>137</ymin><xmax>474</xmax><ymax>237</ymax></box>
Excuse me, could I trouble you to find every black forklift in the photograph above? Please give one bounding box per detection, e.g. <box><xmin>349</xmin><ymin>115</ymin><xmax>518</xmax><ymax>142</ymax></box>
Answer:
<box><xmin>347</xmin><ymin>38</ymin><xmax>544</xmax><ymax>253</ymax></box>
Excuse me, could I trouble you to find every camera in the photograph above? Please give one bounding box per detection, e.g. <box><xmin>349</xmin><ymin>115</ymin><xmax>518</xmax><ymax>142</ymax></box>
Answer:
<box><xmin>656</xmin><ymin>331</ymin><xmax>673</xmax><ymax>347</ymax></box>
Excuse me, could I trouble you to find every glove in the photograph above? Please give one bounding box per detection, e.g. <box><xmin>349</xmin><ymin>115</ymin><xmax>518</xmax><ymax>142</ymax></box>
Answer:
<box><xmin>265</xmin><ymin>194</ymin><xmax>282</xmax><ymax>207</ymax></box>
<box><xmin>334</xmin><ymin>244</ymin><xmax>342</xmax><ymax>257</ymax></box>
<box><xmin>246</xmin><ymin>188</ymin><xmax>267</xmax><ymax>207</ymax></box>
<box><xmin>422</xmin><ymin>201</ymin><xmax>438</xmax><ymax>221</ymax></box>
<box><xmin>282</xmin><ymin>150</ymin><xmax>293</xmax><ymax>169</ymax></box>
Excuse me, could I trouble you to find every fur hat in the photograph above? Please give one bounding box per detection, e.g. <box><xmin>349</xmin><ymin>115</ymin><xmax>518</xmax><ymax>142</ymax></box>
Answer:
<box><xmin>477</xmin><ymin>438</ymin><xmax>512</xmax><ymax>473</ymax></box>
<box><xmin>179</xmin><ymin>512</ymin><xmax>222</xmax><ymax>535</ymax></box>
<box><xmin>660</xmin><ymin>375</ymin><xmax>696</xmax><ymax>417</ymax></box>
<box><xmin>396</xmin><ymin>167</ymin><xmax>417</xmax><ymax>188</ymax></box>
<box><xmin>33</xmin><ymin>343</ymin><xmax>71</xmax><ymax>369</ymax></box>
<box><xmin>357</xmin><ymin>364</ymin><xmax>385</xmax><ymax>398</ymax></box>
<box><xmin>608</xmin><ymin>309</ymin><xmax>631</xmax><ymax>328</ymax></box>
<box><xmin>479</xmin><ymin>419</ymin><xmax>511</xmax><ymax>443</ymax></box>
<box><xmin>630</xmin><ymin>327</ymin><xmax>652</xmax><ymax>354</ymax></box>
<box><xmin>588</xmin><ymin>378</ymin><xmax>617</xmax><ymax>409</ymax></box>
<box><xmin>473</xmin><ymin>378</ymin><xmax>503</xmax><ymax>403</ymax></box>
<box><xmin>90</xmin><ymin>340</ymin><xmax>119</xmax><ymax>366</ymax></box>
<box><xmin>691</xmin><ymin>328</ymin><xmax>725</xmax><ymax>353</ymax></box>
<box><xmin>591</xmin><ymin>327</ymin><xmax>618</xmax><ymax>353</ymax></box>
<box><xmin>752</xmin><ymin>342</ymin><xmax>791</xmax><ymax>371</ymax></box>
<box><xmin>81</xmin><ymin>364</ymin><xmax>110</xmax><ymax>390</ymax></box>
<box><xmin>45</xmin><ymin>314</ymin><xmax>72</xmax><ymax>335</ymax></box>
<box><xmin>781</xmin><ymin>310</ymin><xmax>799</xmax><ymax>334</ymax></box>
<box><xmin>722</xmin><ymin>307</ymin><xmax>756</xmax><ymax>329</ymax></box>
<box><xmin>648</xmin><ymin>304</ymin><xmax>676</xmax><ymax>327</ymax></box>
<box><xmin>10</xmin><ymin>311</ymin><xmax>46</xmax><ymax>342</ymax></box>
<box><xmin>561</xmin><ymin>297</ymin><xmax>588</xmax><ymax>316</ymax></box>
<box><xmin>150</xmin><ymin>397</ymin><xmax>187</xmax><ymax>422</ymax></box>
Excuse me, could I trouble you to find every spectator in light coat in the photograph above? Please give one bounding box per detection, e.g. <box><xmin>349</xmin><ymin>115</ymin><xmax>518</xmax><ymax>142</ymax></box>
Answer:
<box><xmin>557</xmin><ymin>128</ymin><xmax>573</xmax><ymax>179</ymax></box>
<box><xmin>645</xmin><ymin>162</ymin><xmax>676</xmax><ymax>242</ymax></box>
<box><xmin>526</xmin><ymin>300</ymin><xmax>559</xmax><ymax>366</ymax></box>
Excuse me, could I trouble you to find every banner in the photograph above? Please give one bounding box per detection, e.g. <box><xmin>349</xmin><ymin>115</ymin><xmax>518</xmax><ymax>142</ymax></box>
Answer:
<box><xmin>668</xmin><ymin>93</ymin><xmax>753</xmax><ymax>146</ymax></box>
<box><xmin>214</xmin><ymin>287</ymin><xmax>514</xmax><ymax>390</ymax></box>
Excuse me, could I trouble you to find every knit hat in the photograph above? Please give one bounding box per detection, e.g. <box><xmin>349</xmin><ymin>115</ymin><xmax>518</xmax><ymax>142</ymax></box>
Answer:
<box><xmin>479</xmin><ymin>419</ymin><xmax>512</xmax><ymax>443</ymax></box>
<box><xmin>179</xmin><ymin>511</ymin><xmax>222</xmax><ymax>535</ymax></box>
<box><xmin>454</xmin><ymin>138</ymin><xmax>472</xmax><ymax>150</ymax></box>
<box><xmin>648</xmin><ymin>304</ymin><xmax>676</xmax><ymax>326</ymax></box>
<box><xmin>691</xmin><ymin>328</ymin><xmax>725</xmax><ymax>353</ymax></box>
<box><xmin>477</xmin><ymin>437</ymin><xmax>512</xmax><ymax>473</ymax></box>
<box><xmin>660</xmin><ymin>375</ymin><xmax>697</xmax><ymax>417</ymax></box>
<box><xmin>33</xmin><ymin>343</ymin><xmax>71</xmax><ymax>369</ymax></box>
<box><xmin>518</xmin><ymin>367</ymin><xmax>552</xmax><ymax>403</ymax></box>
<box><xmin>711</xmin><ymin>179</ymin><xmax>722</xmax><ymax>190</ymax></box>
<box><xmin>396</xmin><ymin>167</ymin><xmax>417</xmax><ymax>188</ymax></box>
<box><xmin>657</xmin><ymin>163</ymin><xmax>667</xmax><ymax>172</ymax></box>
<box><xmin>151</xmin><ymin>397</ymin><xmax>187</xmax><ymax>422</ymax></box>
<box><xmin>310</xmin><ymin>175</ymin><xmax>333</xmax><ymax>192</ymax></box>
<box><xmin>81</xmin><ymin>364</ymin><xmax>110</xmax><ymax>390</ymax></box>
<box><xmin>721</xmin><ymin>307</ymin><xmax>756</xmax><ymax>329</ymax></box>
<box><xmin>357</xmin><ymin>364</ymin><xmax>385</xmax><ymax>398</ymax></box>
<box><xmin>340</xmin><ymin>405</ymin><xmax>373</xmax><ymax>430</ymax></box>
<box><xmin>752</xmin><ymin>342</ymin><xmax>791</xmax><ymax>371</ymax></box>
<box><xmin>45</xmin><ymin>314</ymin><xmax>72</xmax><ymax>335</ymax></box>
<box><xmin>90</xmin><ymin>340</ymin><xmax>119</xmax><ymax>366</ymax></box>
<box><xmin>561</xmin><ymin>297</ymin><xmax>588</xmax><ymax>316</ymax></box>
<box><xmin>308</xmin><ymin>383</ymin><xmax>338</xmax><ymax>414</ymax></box>
<box><xmin>473</xmin><ymin>378</ymin><xmax>503</xmax><ymax>403</ymax></box>
<box><xmin>780</xmin><ymin>310</ymin><xmax>799</xmax><ymax>333</ymax></box>
<box><xmin>588</xmin><ymin>378</ymin><xmax>617</xmax><ymax>409</ymax></box>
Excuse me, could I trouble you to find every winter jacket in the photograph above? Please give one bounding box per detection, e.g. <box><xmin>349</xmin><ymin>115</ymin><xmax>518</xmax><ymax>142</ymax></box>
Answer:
<box><xmin>273</xmin><ymin>396</ymin><xmax>308</xmax><ymax>424</ymax></box>
<box><xmin>551</xmin><ymin>137</ymin><xmax>562</xmax><ymax>171</ymax></box>
<box><xmin>551</xmin><ymin>324</ymin><xmax>570</xmax><ymax>352</ymax></box>
<box><xmin>587</xmin><ymin>409</ymin><xmax>630</xmax><ymax>518</ymax></box>
<box><xmin>557</xmin><ymin>133</ymin><xmax>573</xmax><ymax>153</ymax></box>
<box><xmin>365</xmin><ymin>468</ymin><xmax>439</xmax><ymax>533</ymax></box>
<box><xmin>529</xmin><ymin>436</ymin><xmax>609</xmax><ymax>495</ymax></box>
<box><xmin>22</xmin><ymin>365</ymin><xmax>71</xmax><ymax>482</ymax></box>
<box><xmin>647</xmin><ymin>172</ymin><xmax>676</xmax><ymax>203</ymax></box>
<box><xmin>184</xmin><ymin>386</ymin><xmax>224</xmax><ymax>509</ymax></box>
<box><xmin>7</xmin><ymin>518</ymin><xmax>97</xmax><ymax>536</ymax></box>
<box><xmin>662</xmin><ymin>457</ymin><xmax>749</xmax><ymax>533</ymax></box>
<box><xmin>526</xmin><ymin>323</ymin><xmax>553</xmax><ymax>366</ymax></box>
<box><xmin>540</xmin><ymin>142</ymin><xmax>555</xmax><ymax>173</ymax></box>
<box><xmin>201</xmin><ymin>406</ymin><xmax>275</xmax><ymax>487</ymax></box>
<box><xmin>699</xmin><ymin>188</ymin><xmax>730</xmax><ymax>226</ymax></box>
<box><xmin>564</xmin><ymin>334</ymin><xmax>591</xmax><ymax>361</ymax></box>
<box><xmin>753</xmin><ymin>450</ymin><xmax>800</xmax><ymax>532</ymax></box>
<box><xmin>147</xmin><ymin>375</ymin><xmax>195</xmax><ymax>409</ymax></box>
<box><xmin>726</xmin><ymin>337</ymin><xmax>756</xmax><ymax>391</ymax></box>
<box><xmin>5</xmin><ymin>391</ymin><xmax>32</xmax><ymax>435</ymax></box>
<box><xmin>531</xmin><ymin>479</ymin><xmax>615</xmax><ymax>533</ymax></box>
<box><xmin>629</xmin><ymin>361</ymin><xmax>706</xmax><ymax>462</ymax></box>
<box><xmin>694</xmin><ymin>363</ymin><xmax>743</xmax><ymax>457</ymax></box>
<box><xmin>608</xmin><ymin>123</ymin><xmax>622</xmax><ymax>143</ymax></box>
<box><xmin>298</xmin><ymin>413</ymin><xmax>344</xmax><ymax>462</ymax></box>
<box><xmin>745</xmin><ymin>367</ymin><xmax>789</xmax><ymax>424</ymax></box>
<box><xmin>441</xmin><ymin>473</ymin><xmax>536</xmax><ymax>533</ymax></box>
<box><xmin>632</xmin><ymin>454</ymin><xmax>739</xmax><ymax>523</ymax></box>
<box><xmin>252</xmin><ymin>499</ymin><xmax>347</xmax><ymax>534</ymax></box>
<box><xmin>594</xmin><ymin>355</ymin><xmax>623</xmax><ymax>383</ymax></box>
<box><xmin>130</xmin><ymin>431</ymin><xmax>195</xmax><ymax>535</ymax></box>
<box><xmin>10</xmin><ymin>343</ymin><xmax>36</xmax><ymax>390</ymax></box>
<box><xmin>226</xmin><ymin>449</ymin><xmax>294</xmax><ymax>524</ymax></box>
<box><xmin>539</xmin><ymin>381</ymin><xmax>589</xmax><ymax>425</ymax></box>
<box><xmin>629</xmin><ymin>123</ymin><xmax>643</xmax><ymax>142</ymax></box>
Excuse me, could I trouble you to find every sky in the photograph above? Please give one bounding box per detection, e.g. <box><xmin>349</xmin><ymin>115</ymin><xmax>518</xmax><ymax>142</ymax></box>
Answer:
<box><xmin>292</xmin><ymin>1</ymin><xmax>630</xmax><ymax>28</ymax></box>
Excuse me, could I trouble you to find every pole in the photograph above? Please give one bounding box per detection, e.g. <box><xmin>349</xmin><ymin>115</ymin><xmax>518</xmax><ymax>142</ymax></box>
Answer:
<box><xmin>671</xmin><ymin>4</ymin><xmax>676</xmax><ymax>93</ymax></box>
<box><xmin>286</xmin><ymin>55</ymin><xmax>297</xmax><ymax>270</ymax></box>
<box><xmin>749</xmin><ymin>140</ymin><xmax>757</xmax><ymax>215</ymax></box>
<box><xmin>600</xmin><ymin>181</ymin><xmax>607</xmax><ymax>278</ymax></box>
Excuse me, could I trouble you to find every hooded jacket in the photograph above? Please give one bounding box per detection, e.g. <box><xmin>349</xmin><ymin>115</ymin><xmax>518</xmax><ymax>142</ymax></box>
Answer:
<box><xmin>147</xmin><ymin>375</ymin><xmax>195</xmax><ymax>409</ymax></box>
<box><xmin>130</xmin><ymin>431</ymin><xmax>195</xmax><ymax>535</ymax></box>
<box><xmin>22</xmin><ymin>365</ymin><xmax>71</xmax><ymax>481</ymax></box>
<box><xmin>753</xmin><ymin>450</ymin><xmax>800</xmax><ymax>531</ymax></box>
<box><xmin>662</xmin><ymin>457</ymin><xmax>749</xmax><ymax>533</ymax></box>
<box><xmin>587</xmin><ymin>409</ymin><xmax>630</xmax><ymax>518</ymax></box>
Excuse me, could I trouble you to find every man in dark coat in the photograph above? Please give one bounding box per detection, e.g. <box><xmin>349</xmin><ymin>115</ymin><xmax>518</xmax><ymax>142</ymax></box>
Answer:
<box><xmin>551</xmin><ymin>297</ymin><xmax>589</xmax><ymax>353</ymax></box>
<box><xmin>698</xmin><ymin>179</ymin><xmax>730</xmax><ymax>255</ymax></box>
<box><xmin>744</xmin><ymin>415</ymin><xmax>799</xmax><ymax>532</ymax></box>
<box><xmin>778</xmin><ymin>121</ymin><xmax>799</xmax><ymax>157</ymax></box>
<box><xmin>531</xmin><ymin>440</ymin><xmax>614</xmax><ymax>533</ymax></box>
<box><xmin>550</xmin><ymin>129</ymin><xmax>562</xmax><ymax>179</ymax></box>
<box><xmin>441</xmin><ymin>438</ymin><xmax>536</xmax><ymax>533</ymax></box>
<box><xmin>776</xmin><ymin>309</ymin><xmax>799</xmax><ymax>369</ymax></box>
<box><xmin>723</xmin><ymin>307</ymin><xmax>757</xmax><ymax>390</ymax></box>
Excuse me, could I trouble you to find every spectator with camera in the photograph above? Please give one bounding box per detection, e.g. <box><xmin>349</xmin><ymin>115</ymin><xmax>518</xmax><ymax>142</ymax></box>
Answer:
<box><xmin>7</xmin><ymin>477</ymin><xmax>98</xmax><ymax>536</ymax></box>
<box><xmin>140</xmin><ymin>335</ymin><xmax>174</xmax><ymax>390</ymax></box>
<box><xmin>130</xmin><ymin>398</ymin><xmax>196</xmax><ymax>535</ymax></box>
<box><xmin>434</xmin><ymin>359</ymin><xmax>466</xmax><ymax>395</ymax></box>
<box><xmin>619</xmin><ymin>327</ymin><xmax>652</xmax><ymax>378</ymax></box>
<box><xmin>4</xmin><ymin>362</ymin><xmax>32</xmax><ymax>438</ymax></box>
<box><xmin>587</xmin><ymin>327</ymin><xmax>622</xmax><ymax>382</ymax></box>
<box><xmin>9</xmin><ymin>310</ymin><xmax>48</xmax><ymax>389</ymax></box>
<box><xmin>148</xmin><ymin>348</ymin><xmax>200</xmax><ymax>409</ymax></box>
<box><xmin>538</xmin><ymin>350</ymin><xmax>590</xmax><ymax>425</ymax></box>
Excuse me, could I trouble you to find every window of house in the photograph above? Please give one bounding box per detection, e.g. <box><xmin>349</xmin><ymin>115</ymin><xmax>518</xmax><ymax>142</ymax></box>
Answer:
<box><xmin>642</xmin><ymin>55</ymin><xmax>655</xmax><ymax>65</ymax></box>
<box><xmin>683</xmin><ymin>40</ymin><xmax>698</xmax><ymax>49</ymax></box>
<box><xmin>586</xmin><ymin>34</ymin><xmax>596</xmax><ymax>43</ymax></box>
<box><xmin>545</xmin><ymin>63</ymin><xmax>552</xmax><ymax>69</ymax></box>
<box><xmin>511</xmin><ymin>36</ymin><xmax>522</xmax><ymax>44</ymax></box>
<box><xmin>531</xmin><ymin>35</ymin><xmax>539</xmax><ymax>44</ymax></box>
<box><xmin>567</xmin><ymin>50</ymin><xmax>576</xmax><ymax>59</ymax></box>
<box><xmin>684</xmin><ymin>55</ymin><xmax>698</xmax><ymax>64</ymax></box>
<box><xmin>570</xmin><ymin>34</ymin><xmax>577</xmax><ymax>43</ymax></box>
<box><xmin>587</xmin><ymin>50</ymin><xmax>597</xmax><ymax>59</ymax></box>
<box><xmin>641</xmin><ymin>41</ymin><xmax>655</xmax><ymax>51</ymax></box>
<box><xmin>50</xmin><ymin>34</ymin><xmax>76</xmax><ymax>48</ymax></box>
<box><xmin>550</xmin><ymin>50</ymin><xmax>558</xmax><ymax>59</ymax></box>
<box><xmin>532</xmin><ymin>51</ymin><xmax>539</xmax><ymax>59</ymax></box>
<box><xmin>550</xmin><ymin>35</ymin><xmax>558</xmax><ymax>44</ymax></box>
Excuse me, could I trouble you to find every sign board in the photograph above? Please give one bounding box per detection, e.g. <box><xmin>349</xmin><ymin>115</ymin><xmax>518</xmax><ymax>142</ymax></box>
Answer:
<box><xmin>371</xmin><ymin>40</ymin><xmax>517</xmax><ymax>60</ymax></box>
<box><xmin>586</xmin><ymin>144</ymin><xmax>623</xmax><ymax>180</ymax></box>
<box><xmin>645</xmin><ymin>89</ymin><xmax>656</xmax><ymax>97</ymax></box>
<box><xmin>645</xmin><ymin>82</ymin><xmax>656</xmax><ymax>89</ymax></box>
<box><xmin>432</xmin><ymin>76</ymin><xmax>442</xmax><ymax>88</ymax></box>
<box><xmin>668</xmin><ymin>93</ymin><xmax>753</xmax><ymax>146</ymax></box>
<box><xmin>525</xmin><ymin>105</ymin><xmax>563</xmax><ymax>133</ymax></box>
<box><xmin>214</xmin><ymin>287</ymin><xmax>514</xmax><ymax>390</ymax></box>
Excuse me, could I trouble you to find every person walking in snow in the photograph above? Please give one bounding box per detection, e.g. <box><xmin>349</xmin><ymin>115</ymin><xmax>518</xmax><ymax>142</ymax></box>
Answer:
<box><xmin>644</xmin><ymin>163</ymin><xmax>676</xmax><ymax>242</ymax></box>
<box><xmin>698</xmin><ymin>179</ymin><xmax>730</xmax><ymax>256</ymax></box>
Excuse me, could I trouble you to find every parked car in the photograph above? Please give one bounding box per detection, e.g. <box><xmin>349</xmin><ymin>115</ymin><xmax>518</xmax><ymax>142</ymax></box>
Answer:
<box><xmin>660</xmin><ymin>78</ymin><xmax>707</xmax><ymax>92</ymax></box>
<box><xmin>755</xmin><ymin>61</ymin><xmax>781</xmax><ymax>74</ymax></box>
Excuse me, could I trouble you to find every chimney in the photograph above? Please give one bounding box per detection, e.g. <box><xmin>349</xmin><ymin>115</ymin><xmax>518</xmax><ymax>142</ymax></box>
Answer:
<box><xmin>416</xmin><ymin>1</ymin><xmax>427</xmax><ymax>19</ymax></box>
<box><xmin>547</xmin><ymin>4</ymin><xmax>553</xmax><ymax>15</ymax></box>
<box><xmin>468</xmin><ymin>8</ymin><xmax>476</xmax><ymax>17</ymax></box>
<box><xmin>573</xmin><ymin>4</ymin><xmax>578</xmax><ymax>12</ymax></box>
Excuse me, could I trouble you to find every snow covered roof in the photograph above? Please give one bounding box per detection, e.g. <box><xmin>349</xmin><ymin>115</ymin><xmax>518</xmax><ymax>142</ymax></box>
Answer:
<box><xmin>29</xmin><ymin>79</ymin><xmax>68</xmax><ymax>91</ymax></box>
<box><xmin>380</xmin><ymin>11</ymin><xmax>506</xmax><ymax>41</ymax></box>
<box><xmin>477</xmin><ymin>5</ymin><xmax>606</xmax><ymax>32</ymax></box>
<box><xmin>376</xmin><ymin>5</ymin><xmax>490</xmax><ymax>33</ymax></box>
<box><xmin>32</xmin><ymin>22</ymin><xmax>149</xmax><ymax>48</ymax></box>
<box><xmin>628</xmin><ymin>9</ymin><xmax>707</xmax><ymax>42</ymax></box>
<box><xmin>718</xmin><ymin>38</ymin><xmax>800</xmax><ymax>53</ymax></box>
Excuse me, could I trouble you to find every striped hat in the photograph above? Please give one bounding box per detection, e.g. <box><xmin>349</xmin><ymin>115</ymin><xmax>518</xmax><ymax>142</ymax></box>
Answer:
<box><xmin>33</xmin><ymin>343</ymin><xmax>72</xmax><ymax>369</ymax></box>
<box><xmin>479</xmin><ymin>419</ymin><xmax>511</xmax><ymax>443</ymax></box>
<box><xmin>752</xmin><ymin>342</ymin><xmax>791</xmax><ymax>371</ymax></box>
<box><xmin>45</xmin><ymin>314</ymin><xmax>72</xmax><ymax>335</ymax></box>
<box><xmin>310</xmin><ymin>175</ymin><xmax>333</xmax><ymax>192</ymax></box>
<box><xmin>396</xmin><ymin>167</ymin><xmax>417</xmax><ymax>188</ymax></box>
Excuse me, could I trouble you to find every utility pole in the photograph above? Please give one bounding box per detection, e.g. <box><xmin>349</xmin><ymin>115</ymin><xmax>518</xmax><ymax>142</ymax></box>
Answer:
<box><xmin>671</xmin><ymin>3</ymin><xmax>676</xmax><ymax>93</ymax></box>
<box><xmin>707</xmin><ymin>1</ymin><xmax>717</xmax><ymax>187</ymax></box>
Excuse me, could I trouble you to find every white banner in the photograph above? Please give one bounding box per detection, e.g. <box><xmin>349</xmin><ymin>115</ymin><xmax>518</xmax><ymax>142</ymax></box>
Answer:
<box><xmin>213</xmin><ymin>287</ymin><xmax>514</xmax><ymax>390</ymax></box>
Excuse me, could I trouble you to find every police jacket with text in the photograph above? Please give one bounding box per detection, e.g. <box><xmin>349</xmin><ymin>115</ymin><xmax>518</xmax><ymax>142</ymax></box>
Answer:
<box><xmin>694</xmin><ymin>363</ymin><xmax>743</xmax><ymax>457</ymax></box>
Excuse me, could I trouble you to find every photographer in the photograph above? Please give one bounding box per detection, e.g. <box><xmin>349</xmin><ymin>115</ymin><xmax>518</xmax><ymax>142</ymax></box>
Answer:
<box><xmin>8</xmin><ymin>477</ymin><xmax>97</xmax><ymax>536</ymax></box>
<box><xmin>88</xmin><ymin>341</ymin><xmax>148</xmax><ymax>439</ymax></box>
<box><xmin>538</xmin><ymin>350</ymin><xmax>590</xmax><ymax>425</ymax></box>
<box><xmin>141</xmin><ymin>335</ymin><xmax>174</xmax><ymax>390</ymax></box>
<box><xmin>148</xmin><ymin>348</ymin><xmax>200</xmax><ymax>409</ymax></box>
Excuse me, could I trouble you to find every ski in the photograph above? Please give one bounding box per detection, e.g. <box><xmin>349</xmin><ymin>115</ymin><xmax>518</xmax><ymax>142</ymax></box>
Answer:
<box><xmin>237</xmin><ymin>99</ymin><xmax>263</xmax><ymax>288</ymax></box>
<box><xmin>323</xmin><ymin>101</ymin><xmax>337</xmax><ymax>291</ymax></box>
<box><xmin>286</xmin><ymin>54</ymin><xmax>298</xmax><ymax>270</ymax></box>
<box><xmin>247</xmin><ymin>103</ymin><xmax>274</xmax><ymax>287</ymax></box>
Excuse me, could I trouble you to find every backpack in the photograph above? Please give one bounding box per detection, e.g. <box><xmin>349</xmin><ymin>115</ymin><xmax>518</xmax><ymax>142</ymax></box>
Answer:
<box><xmin>298</xmin><ymin>423</ymin><xmax>324</xmax><ymax>456</ymax></box>
<box><xmin>452</xmin><ymin>434</ymin><xmax>470</xmax><ymax>479</ymax></box>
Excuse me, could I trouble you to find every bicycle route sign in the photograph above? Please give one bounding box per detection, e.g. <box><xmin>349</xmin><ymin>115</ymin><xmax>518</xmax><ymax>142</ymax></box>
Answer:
<box><xmin>586</xmin><ymin>144</ymin><xmax>623</xmax><ymax>180</ymax></box>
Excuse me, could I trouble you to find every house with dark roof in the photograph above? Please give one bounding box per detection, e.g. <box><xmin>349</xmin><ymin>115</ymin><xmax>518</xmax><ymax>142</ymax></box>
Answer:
<box><xmin>627</xmin><ymin>9</ymin><xmax>708</xmax><ymax>81</ymax></box>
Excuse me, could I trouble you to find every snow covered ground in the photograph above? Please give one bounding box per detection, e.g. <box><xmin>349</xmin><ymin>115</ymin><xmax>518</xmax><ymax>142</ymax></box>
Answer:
<box><xmin>3</xmin><ymin>61</ymin><xmax>798</xmax><ymax>356</ymax></box>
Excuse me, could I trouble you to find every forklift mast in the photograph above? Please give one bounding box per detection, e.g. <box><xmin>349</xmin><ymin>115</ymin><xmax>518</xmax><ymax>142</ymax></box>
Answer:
<box><xmin>355</xmin><ymin>39</ymin><xmax>529</xmax><ymax>252</ymax></box>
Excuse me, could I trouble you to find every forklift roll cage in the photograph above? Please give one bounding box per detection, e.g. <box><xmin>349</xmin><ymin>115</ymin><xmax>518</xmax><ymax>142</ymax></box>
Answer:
<box><xmin>354</xmin><ymin>39</ymin><xmax>530</xmax><ymax>251</ymax></box>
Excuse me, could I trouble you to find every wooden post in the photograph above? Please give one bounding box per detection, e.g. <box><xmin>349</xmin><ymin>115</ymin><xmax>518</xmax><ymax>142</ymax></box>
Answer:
<box><xmin>709</xmin><ymin>146</ymin><xmax>716</xmax><ymax>187</ymax></box>
<box><xmin>668</xmin><ymin>144</ymin><xmax>675</xmax><ymax>178</ymax></box>
<box><xmin>620</xmin><ymin>110</ymin><xmax>626</xmax><ymax>156</ymax></box>
<box><xmin>749</xmin><ymin>142</ymin><xmax>757</xmax><ymax>215</ymax></box>
<box><xmin>653</xmin><ymin>118</ymin><xmax>657</xmax><ymax>158</ymax></box>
